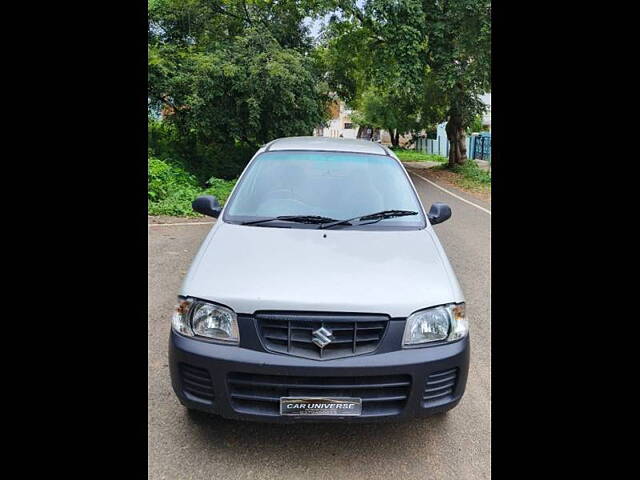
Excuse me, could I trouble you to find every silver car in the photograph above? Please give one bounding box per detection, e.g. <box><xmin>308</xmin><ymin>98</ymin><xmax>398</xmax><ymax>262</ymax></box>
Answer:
<box><xmin>169</xmin><ymin>136</ymin><xmax>469</xmax><ymax>422</ymax></box>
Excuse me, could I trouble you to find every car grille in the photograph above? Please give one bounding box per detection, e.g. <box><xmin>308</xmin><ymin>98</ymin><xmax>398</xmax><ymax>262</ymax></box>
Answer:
<box><xmin>423</xmin><ymin>368</ymin><xmax>458</xmax><ymax>403</ymax></box>
<box><xmin>180</xmin><ymin>363</ymin><xmax>215</xmax><ymax>404</ymax></box>
<box><xmin>255</xmin><ymin>312</ymin><xmax>388</xmax><ymax>360</ymax></box>
<box><xmin>228</xmin><ymin>372</ymin><xmax>411</xmax><ymax>417</ymax></box>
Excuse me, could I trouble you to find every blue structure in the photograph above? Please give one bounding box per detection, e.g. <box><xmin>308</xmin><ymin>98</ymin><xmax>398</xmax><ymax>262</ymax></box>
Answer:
<box><xmin>469</xmin><ymin>132</ymin><xmax>491</xmax><ymax>162</ymax></box>
<box><xmin>415</xmin><ymin>126</ymin><xmax>491</xmax><ymax>163</ymax></box>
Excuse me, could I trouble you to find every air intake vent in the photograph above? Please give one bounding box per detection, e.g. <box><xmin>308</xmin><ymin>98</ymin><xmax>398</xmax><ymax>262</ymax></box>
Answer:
<box><xmin>180</xmin><ymin>364</ymin><xmax>214</xmax><ymax>404</ymax></box>
<box><xmin>423</xmin><ymin>368</ymin><xmax>458</xmax><ymax>403</ymax></box>
<box><xmin>228</xmin><ymin>372</ymin><xmax>411</xmax><ymax>417</ymax></box>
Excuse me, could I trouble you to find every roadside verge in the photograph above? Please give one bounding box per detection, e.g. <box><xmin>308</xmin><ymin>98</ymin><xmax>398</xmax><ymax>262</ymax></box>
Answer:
<box><xmin>406</xmin><ymin>168</ymin><xmax>491</xmax><ymax>214</ymax></box>
<box><xmin>403</xmin><ymin>162</ymin><xmax>491</xmax><ymax>205</ymax></box>
<box><xmin>148</xmin><ymin>215</ymin><xmax>215</xmax><ymax>226</ymax></box>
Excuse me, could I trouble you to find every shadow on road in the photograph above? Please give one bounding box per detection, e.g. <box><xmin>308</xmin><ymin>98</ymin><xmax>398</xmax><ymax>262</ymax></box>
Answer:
<box><xmin>183</xmin><ymin>408</ymin><xmax>450</xmax><ymax>462</ymax></box>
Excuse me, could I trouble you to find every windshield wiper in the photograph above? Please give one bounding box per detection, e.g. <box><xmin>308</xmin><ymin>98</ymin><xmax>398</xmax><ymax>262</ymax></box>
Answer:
<box><xmin>241</xmin><ymin>215</ymin><xmax>340</xmax><ymax>226</ymax></box>
<box><xmin>319</xmin><ymin>210</ymin><xmax>418</xmax><ymax>229</ymax></box>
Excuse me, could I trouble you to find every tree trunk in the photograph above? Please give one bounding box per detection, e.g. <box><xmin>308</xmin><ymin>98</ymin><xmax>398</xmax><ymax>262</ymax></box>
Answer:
<box><xmin>358</xmin><ymin>125</ymin><xmax>374</xmax><ymax>140</ymax></box>
<box><xmin>389</xmin><ymin>129</ymin><xmax>399</xmax><ymax>147</ymax></box>
<box><xmin>394</xmin><ymin>130</ymin><xmax>401</xmax><ymax>147</ymax></box>
<box><xmin>446</xmin><ymin>115</ymin><xmax>467</xmax><ymax>167</ymax></box>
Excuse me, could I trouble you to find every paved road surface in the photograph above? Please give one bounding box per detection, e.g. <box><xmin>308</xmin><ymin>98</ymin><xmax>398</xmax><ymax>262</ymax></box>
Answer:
<box><xmin>148</xmin><ymin>170</ymin><xmax>491</xmax><ymax>479</ymax></box>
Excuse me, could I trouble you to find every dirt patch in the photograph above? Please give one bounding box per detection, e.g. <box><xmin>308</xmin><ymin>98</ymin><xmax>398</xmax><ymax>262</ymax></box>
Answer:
<box><xmin>422</xmin><ymin>168</ymin><xmax>491</xmax><ymax>203</ymax></box>
<box><xmin>401</xmin><ymin>161</ymin><xmax>444</xmax><ymax>170</ymax></box>
<box><xmin>148</xmin><ymin>215</ymin><xmax>214</xmax><ymax>224</ymax></box>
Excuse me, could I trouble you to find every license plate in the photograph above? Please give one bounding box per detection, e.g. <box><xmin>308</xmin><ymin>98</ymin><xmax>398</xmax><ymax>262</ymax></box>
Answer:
<box><xmin>280</xmin><ymin>397</ymin><xmax>362</xmax><ymax>416</ymax></box>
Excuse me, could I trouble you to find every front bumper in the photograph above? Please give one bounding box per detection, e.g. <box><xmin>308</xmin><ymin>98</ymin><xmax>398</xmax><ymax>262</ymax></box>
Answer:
<box><xmin>169</xmin><ymin>330</ymin><xmax>469</xmax><ymax>423</ymax></box>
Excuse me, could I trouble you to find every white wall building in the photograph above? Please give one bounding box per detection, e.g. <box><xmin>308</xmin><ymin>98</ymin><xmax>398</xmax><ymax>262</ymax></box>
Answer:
<box><xmin>314</xmin><ymin>93</ymin><xmax>491</xmax><ymax>142</ymax></box>
<box><xmin>314</xmin><ymin>101</ymin><xmax>358</xmax><ymax>139</ymax></box>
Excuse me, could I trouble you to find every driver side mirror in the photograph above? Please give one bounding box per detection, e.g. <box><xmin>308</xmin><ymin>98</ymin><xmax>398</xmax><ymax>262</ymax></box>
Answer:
<box><xmin>427</xmin><ymin>202</ymin><xmax>451</xmax><ymax>225</ymax></box>
<box><xmin>192</xmin><ymin>195</ymin><xmax>222</xmax><ymax>218</ymax></box>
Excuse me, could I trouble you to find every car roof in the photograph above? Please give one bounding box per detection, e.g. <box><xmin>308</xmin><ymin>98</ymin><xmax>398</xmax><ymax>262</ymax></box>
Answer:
<box><xmin>265</xmin><ymin>136</ymin><xmax>393</xmax><ymax>157</ymax></box>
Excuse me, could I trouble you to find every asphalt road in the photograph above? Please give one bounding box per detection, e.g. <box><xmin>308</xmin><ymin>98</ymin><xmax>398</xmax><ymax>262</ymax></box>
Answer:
<box><xmin>148</xmin><ymin>169</ymin><xmax>491</xmax><ymax>480</ymax></box>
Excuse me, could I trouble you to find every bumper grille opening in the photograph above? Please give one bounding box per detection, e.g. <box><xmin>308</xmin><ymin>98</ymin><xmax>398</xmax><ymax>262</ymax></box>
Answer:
<box><xmin>256</xmin><ymin>312</ymin><xmax>388</xmax><ymax>360</ymax></box>
<box><xmin>228</xmin><ymin>372</ymin><xmax>411</xmax><ymax>417</ymax></box>
<box><xmin>180</xmin><ymin>364</ymin><xmax>214</xmax><ymax>404</ymax></box>
<box><xmin>423</xmin><ymin>368</ymin><xmax>458</xmax><ymax>403</ymax></box>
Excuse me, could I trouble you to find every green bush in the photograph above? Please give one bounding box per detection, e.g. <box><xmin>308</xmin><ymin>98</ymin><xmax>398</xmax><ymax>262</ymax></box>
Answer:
<box><xmin>467</xmin><ymin>115</ymin><xmax>485</xmax><ymax>134</ymax></box>
<box><xmin>148</xmin><ymin>117</ymin><xmax>243</xmax><ymax>216</ymax></box>
<box><xmin>205</xmin><ymin>177</ymin><xmax>237</xmax><ymax>202</ymax></box>
<box><xmin>436</xmin><ymin>159</ymin><xmax>491</xmax><ymax>192</ymax></box>
<box><xmin>148</xmin><ymin>155</ymin><xmax>198</xmax><ymax>201</ymax></box>
<box><xmin>148</xmin><ymin>117</ymin><xmax>254</xmax><ymax>182</ymax></box>
<box><xmin>450</xmin><ymin>160</ymin><xmax>491</xmax><ymax>185</ymax></box>
<box><xmin>148</xmin><ymin>156</ymin><xmax>237</xmax><ymax>216</ymax></box>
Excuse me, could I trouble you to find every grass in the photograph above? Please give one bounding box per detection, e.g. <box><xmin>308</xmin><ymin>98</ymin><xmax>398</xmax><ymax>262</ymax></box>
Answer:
<box><xmin>393</xmin><ymin>147</ymin><xmax>490</xmax><ymax>193</ymax></box>
<box><xmin>393</xmin><ymin>148</ymin><xmax>447</xmax><ymax>163</ymax></box>
<box><xmin>434</xmin><ymin>159</ymin><xmax>491</xmax><ymax>193</ymax></box>
<box><xmin>148</xmin><ymin>156</ymin><xmax>237</xmax><ymax>217</ymax></box>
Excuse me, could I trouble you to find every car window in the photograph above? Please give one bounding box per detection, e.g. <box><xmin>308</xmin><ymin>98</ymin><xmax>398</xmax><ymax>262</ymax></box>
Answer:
<box><xmin>224</xmin><ymin>151</ymin><xmax>425</xmax><ymax>229</ymax></box>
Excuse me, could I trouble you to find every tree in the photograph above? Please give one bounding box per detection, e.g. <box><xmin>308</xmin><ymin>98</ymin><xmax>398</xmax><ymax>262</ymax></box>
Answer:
<box><xmin>426</xmin><ymin>0</ymin><xmax>491</xmax><ymax>165</ymax></box>
<box><xmin>468</xmin><ymin>114</ymin><xmax>485</xmax><ymax>134</ymax></box>
<box><xmin>148</xmin><ymin>0</ymin><xmax>332</xmax><ymax>178</ymax></box>
<box><xmin>350</xmin><ymin>87</ymin><xmax>425</xmax><ymax>147</ymax></box>
<box><xmin>321</xmin><ymin>0</ymin><xmax>491</xmax><ymax>166</ymax></box>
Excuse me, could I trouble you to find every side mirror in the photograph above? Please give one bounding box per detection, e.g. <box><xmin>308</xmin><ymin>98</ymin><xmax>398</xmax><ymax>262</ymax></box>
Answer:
<box><xmin>192</xmin><ymin>195</ymin><xmax>222</xmax><ymax>218</ymax></box>
<box><xmin>427</xmin><ymin>202</ymin><xmax>451</xmax><ymax>225</ymax></box>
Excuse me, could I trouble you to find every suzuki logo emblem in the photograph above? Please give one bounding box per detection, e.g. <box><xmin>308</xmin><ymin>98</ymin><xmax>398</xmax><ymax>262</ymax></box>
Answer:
<box><xmin>312</xmin><ymin>327</ymin><xmax>335</xmax><ymax>348</ymax></box>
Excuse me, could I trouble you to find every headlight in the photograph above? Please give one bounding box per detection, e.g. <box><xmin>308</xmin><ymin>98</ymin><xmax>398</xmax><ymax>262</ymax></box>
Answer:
<box><xmin>171</xmin><ymin>298</ymin><xmax>239</xmax><ymax>344</ymax></box>
<box><xmin>402</xmin><ymin>303</ymin><xmax>468</xmax><ymax>346</ymax></box>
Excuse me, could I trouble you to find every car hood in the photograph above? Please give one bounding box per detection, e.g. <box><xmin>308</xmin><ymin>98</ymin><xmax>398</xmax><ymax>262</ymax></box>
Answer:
<box><xmin>182</xmin><ymin>223</ymin><xmax>463</xmax><ymax>318</ymax></box>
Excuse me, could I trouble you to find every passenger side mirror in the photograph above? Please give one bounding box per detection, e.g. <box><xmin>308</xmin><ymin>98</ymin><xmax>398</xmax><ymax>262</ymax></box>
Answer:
<box><xmin>192</xmin><ymin>195</ymin><xmax>222</xmax><ymax>218</ymax></box>
<box><xmin>427</xmin><ymin>202</ymin><xmax>451</xmax><ymax>225</ymax></box>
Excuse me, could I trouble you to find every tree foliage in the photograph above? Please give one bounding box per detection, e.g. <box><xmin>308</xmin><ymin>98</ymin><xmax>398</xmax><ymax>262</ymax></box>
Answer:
<box><xmin>148</xmin><ymin>0</ymin><xmax>332</xmax><ymax>179</ymax></box>
<box><xmin>350</xmin><ymin>87</ymin><xmax>426</xmax><ymax>146</ymax></box>
<box><xmin>321</xmin><ymin>0</ymin><xmax>491</xmax><ymax>165</ymax></box>
<box><xmin>147</xmin><ymin>0</ymin><xmax>491</xmax><ymax>180</ymax></box>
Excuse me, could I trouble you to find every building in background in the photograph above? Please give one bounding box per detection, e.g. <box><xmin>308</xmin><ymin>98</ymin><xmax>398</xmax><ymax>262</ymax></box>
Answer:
<box><xmin>314</xmin><ymin>93</ymin><xmax>490</xmax><ymax>143</ymax></box>
<box><xmin>313</xmin><ymin>99</ymin><xmax>409</xmax><ymax>146</ymax></box>
<box><xmin>314</xmin><ymin>100</ymin><xmax>357</xmax><ymax>139</ymax></box>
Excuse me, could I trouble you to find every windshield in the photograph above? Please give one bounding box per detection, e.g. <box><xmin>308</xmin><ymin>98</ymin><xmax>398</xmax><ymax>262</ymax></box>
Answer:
<box><xmin>223</xmin><ymin>151</ymin><xmax>425</xmax><ymax>229</ymax></box>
